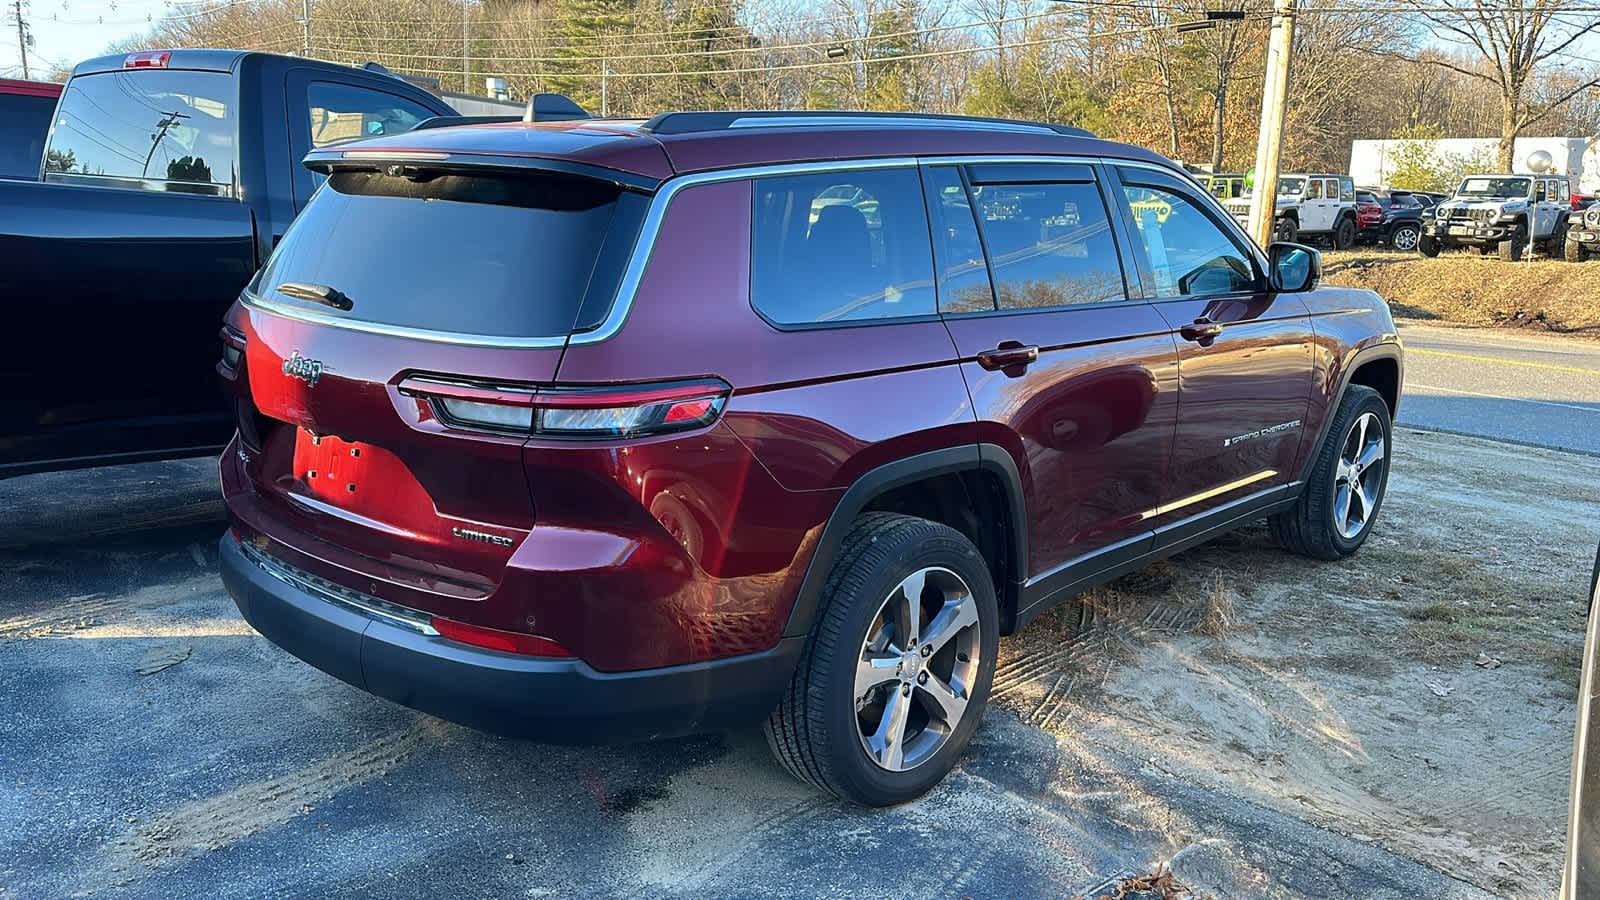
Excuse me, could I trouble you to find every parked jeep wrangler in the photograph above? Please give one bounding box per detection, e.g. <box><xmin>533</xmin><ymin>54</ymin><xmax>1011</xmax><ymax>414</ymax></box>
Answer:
<box><xmin>218</xmin><ymin>111</ymin><xmax>1403</xmax><ymax>807</ymax></box>
<box><xmin>1565</xmin><ymin>203</ymin><xmax>1600</xmax><ymax>261</ymax></box>
<box><xmin>1421</xmin><ymin>174</ymin><xmax>1570</xmax><ymax>260</ymax></box>
<box><xmin>1225</xmin><ymin>173</ymin><xmax>1358</xmax><ymax>249</ymax></box>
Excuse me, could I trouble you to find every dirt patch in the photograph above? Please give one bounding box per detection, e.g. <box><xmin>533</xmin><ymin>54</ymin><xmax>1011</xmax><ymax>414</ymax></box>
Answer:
<box><xmin>1322</xmin><ymin>250</ymin><xmax>1600</xmax><ymax>338</ymax></box>
<box><xmin>995</xmin><ymin>429</ymin><xmax>1596</xmax><ymax>898</ymax></box>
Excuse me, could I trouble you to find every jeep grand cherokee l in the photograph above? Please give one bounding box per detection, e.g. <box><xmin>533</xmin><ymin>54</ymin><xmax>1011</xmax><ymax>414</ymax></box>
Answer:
<box><xmin>218</xmin><ymin>111</ymin><xmax>1403</xmax><ymax>806</ymax></box>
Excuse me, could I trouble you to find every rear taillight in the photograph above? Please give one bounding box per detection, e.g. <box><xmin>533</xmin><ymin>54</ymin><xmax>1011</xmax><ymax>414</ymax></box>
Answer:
<box><xmin>398</xmin><ymin>376</ymin><xmax>729</xmax><ymax>439</ymax></box>
<box><xmin>218</xmin><ymin>326</ymin><xmax>246</xmax><ymax>375</ymax></box>
<box><xmin>431</xmin><ymin>616</ymin><xmax>574</xmax><ymax>657</ymax></box>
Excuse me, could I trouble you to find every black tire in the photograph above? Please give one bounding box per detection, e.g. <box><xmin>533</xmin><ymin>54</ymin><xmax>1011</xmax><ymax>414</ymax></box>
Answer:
<box><xmin>1389</xmin><ymin>223</ymin><xmax>1421</xmax><ymax>253</ymax></box>
<box><xmin>1498</xmin><ymin>224</ymin><xmax>1526</xmax><ymax>261</ymax></box>
<box><xmin>1269</xmin><ymin>385</ymin><xmax>1392</xmax><ymax>561</ymax></box>
<box><xmin>1417</xmin><ymin>234</ymin><xmax>1440</xmax><ymax>257</ymax></box>
<box><xmin>1568</xmin><ymin>238</ymin><xmax>1588</xmax><ymax>262</ymax></box>
<box><xmin>1548</xmin><ymin>226</ymin><xmax>1567</xmax><ymax>259</ymax></box>
<box><xmin>1333</xmin><ymin>215</ymin><xmax>1357</xmax><ymax>250</ymax></box>
<box><xmin>764</xmin><ymin>512</ymin><xmax>998</xmax><ymax>806</ymax></box>
<box><xmin>1273</xmin><ymin>217</ymin><xmax>1298</xmax><ymax>244</ymax></box>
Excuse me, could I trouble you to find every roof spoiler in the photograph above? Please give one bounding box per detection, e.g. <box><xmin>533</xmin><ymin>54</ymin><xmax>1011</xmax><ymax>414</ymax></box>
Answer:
<box><xmin>524</xmin><ymin>93</ymin><xmax>591</xmax><ymax>122</ymax></box>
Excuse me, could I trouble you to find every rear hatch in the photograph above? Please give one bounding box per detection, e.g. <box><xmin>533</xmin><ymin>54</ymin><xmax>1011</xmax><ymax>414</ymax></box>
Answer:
<box><xmin>227</xmin><ymin>152</ymin><xmax>654</xmax><ymax>616</ymax></box>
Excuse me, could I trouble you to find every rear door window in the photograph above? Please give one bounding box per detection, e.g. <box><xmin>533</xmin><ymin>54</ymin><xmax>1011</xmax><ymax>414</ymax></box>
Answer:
<box><xmin>750</xmin><ymin>167</ymin><xmax>936</xmax><ymax>326</ymax></box>
<box><xmin>254</xmin><ymin>168</ymin><xmax>641</xmax><ymax>339</ymax></box>
<box><xmin>922</xmin><ymin>166</ymin><xmax>996</xmax><ymax>313</ymax></box>
<box><xmin>43</xmin><ymin>70</ymin><xmax>236</xmax><ymax>195</ymax></box>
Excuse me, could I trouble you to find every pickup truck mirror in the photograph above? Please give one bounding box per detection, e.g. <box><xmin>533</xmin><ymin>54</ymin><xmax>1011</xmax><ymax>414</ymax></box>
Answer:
<box><xmin>1267</xmin><ymin>242</ymin><xmax>1320</xmax><ymax>293</ymax></box>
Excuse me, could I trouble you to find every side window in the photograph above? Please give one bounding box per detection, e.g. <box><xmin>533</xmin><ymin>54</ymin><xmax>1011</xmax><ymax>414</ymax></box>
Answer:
<box><xmin>306</xmin><ymin>81</ymin><xmax>434</xmax><ymax>148</ymax></box>
<box><xmin>1121</xmin><ymin>180</ymin><xmax>1258</xmax><ymax>298</ymax></box>
<box><xmin>922</xmin><ymin>166</ymin><xmax>996</xmax><ymax>313</ymax></box>
<box><xmin>751</xmin><ymin>167</ymin><xmax>937</xmax><ymax>326</ymax></box>
<box><xmin>1338</xmin><ymin>179</ymin><xmax>1354</xmax><ymax>202</ymax></box>
<box><xmin>968</xmin><ymin>178</ymin><xmax>1125</xmax><ymax>309</ymax></box>
<box><xmin>1306</xmin><ymin>180</ymin><xmax>1324</xmax><ymax>200</ymax></box>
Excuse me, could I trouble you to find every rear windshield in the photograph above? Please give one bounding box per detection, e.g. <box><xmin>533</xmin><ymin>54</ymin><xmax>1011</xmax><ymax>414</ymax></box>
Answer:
<box><xmin>254</xmin><ymin>168</ymin><xmax>637</xmax><ymax>339</ymax></box>
<box><xmin>0</xmin><ymin>92</ymin><xmax>57</xmax><ymax>179</ymax></box>
<box><xmin>44</xmin><ymin>70</ymin><xmax>237</xmax><ymax>195</ymax></box>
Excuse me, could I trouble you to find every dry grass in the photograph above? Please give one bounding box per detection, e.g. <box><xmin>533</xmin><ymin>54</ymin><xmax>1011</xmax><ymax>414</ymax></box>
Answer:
<box><xmin>1322</xmin><ymin>250</ymin><xmax>1600</xmax><ymax>338</ymax></box>
<box><xmin>1192</xmin><ymin>569</ymin><xmax>1238</xmax><ymax>638</ymax></box>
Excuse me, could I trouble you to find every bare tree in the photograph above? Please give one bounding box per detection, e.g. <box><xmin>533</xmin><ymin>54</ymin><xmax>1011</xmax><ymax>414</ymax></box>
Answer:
<box><xmin>1403</xmin><ymin>0</ymin><xmax>1600</xmax><ymax>170</ymax></box>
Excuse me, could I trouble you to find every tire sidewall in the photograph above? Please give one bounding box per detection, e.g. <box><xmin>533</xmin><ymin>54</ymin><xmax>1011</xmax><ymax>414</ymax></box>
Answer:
<box><xmin>819</xmin><ymin>526</ymin><xmax>999</xmax><ymax>806</ymax></box>
<box><xmin>1322</xmin><ymin>390</ymin><xmax>1392</xmax><ymax>555</ymax></box>
<box><xmin>1391</xmin><ymin>224</ymin><xmax>1420</xmax><ymax>252</ymax></box>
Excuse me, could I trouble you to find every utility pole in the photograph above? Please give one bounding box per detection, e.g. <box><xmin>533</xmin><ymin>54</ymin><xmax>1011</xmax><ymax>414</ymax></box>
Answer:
<box><xmin>301</xmin><ymin>0</ymin><xmax>312</xmax><ymax>58</ymax></box>
<box><xmin>1246</xmin><ymin>0</ymin><xmax>1295</xmax><ymax>248</ymax></box>
<box><xmin>461</xmin><ymin>0</ymin><xmax>469</xmax><ymax>93</ymax></box>
<box><xmin>11</xmin><ymin>0</ymin><xmax>29</xmax><ymax>80</ymax></box>
<box><xmin>601</xmin><ymin>57</ymin><xmax>609</xmax><ymax>116</ymax></box>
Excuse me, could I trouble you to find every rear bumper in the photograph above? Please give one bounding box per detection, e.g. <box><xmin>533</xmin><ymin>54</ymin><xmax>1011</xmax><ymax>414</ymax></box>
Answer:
<box><xmin>1570</xmin><ymin>227</ymin><xmax>1600</xmax><ymax>244</ymax></box>
<box><xmin>220</xmin><ymin>533</ymin><xmax>804</xmax><ymax>743</ymax></box>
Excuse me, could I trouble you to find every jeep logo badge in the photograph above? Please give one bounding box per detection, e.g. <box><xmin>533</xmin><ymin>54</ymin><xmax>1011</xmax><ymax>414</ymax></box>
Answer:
<box><xmin>282</xmin><ymin>352</ymin><xmax>324</xmax><ymax>387</ymax></box>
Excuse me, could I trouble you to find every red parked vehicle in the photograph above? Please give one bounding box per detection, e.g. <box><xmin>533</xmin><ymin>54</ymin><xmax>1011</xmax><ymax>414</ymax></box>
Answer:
<box><xmin>218</xmin><ymin>111</ymin><xmax>1403</xmax><ymax>805</ymax></box>
<box><xmin>0</xmin><ymin>77</ymin><xmax>62</xmax><ymax>180</ymax></box>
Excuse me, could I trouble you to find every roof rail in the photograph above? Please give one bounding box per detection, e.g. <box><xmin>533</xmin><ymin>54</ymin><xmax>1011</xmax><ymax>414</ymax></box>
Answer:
<box><xmin>639</xmin><ymin>110</ymin><xmax>1095</xmax><ymax>138</ymax></box>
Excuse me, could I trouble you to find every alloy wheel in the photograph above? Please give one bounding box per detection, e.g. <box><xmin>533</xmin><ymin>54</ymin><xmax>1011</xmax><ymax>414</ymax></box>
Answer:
<box><xmin>1392</xmin><ymin>226</ymin><xmax>1419</xmax><ymax>251</ymax></box>
<box><xmin>853</xmin><ymin>566</ymin><xmax>981</xmax><ymax>772</ymax></box>
<box><xmin>1333</xmin><ymin>411</ymin><xmax>1386</xmax><ymax>539</ymax></box>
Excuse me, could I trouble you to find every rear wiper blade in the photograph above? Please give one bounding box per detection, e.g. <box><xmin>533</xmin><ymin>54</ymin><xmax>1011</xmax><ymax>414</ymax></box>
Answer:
<box><xmin>277</xmin><ymin>282</ymin><xmax>353</xmax><ymax>311</ymax></box>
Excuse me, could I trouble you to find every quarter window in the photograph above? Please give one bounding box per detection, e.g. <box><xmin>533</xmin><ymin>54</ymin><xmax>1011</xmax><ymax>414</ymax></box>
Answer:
<box><xmin>968</xmin><ymin>180</ymin><xmax>1125</xmax><ymax>309</ymax></box>
<box><xmin>1121</xmin><ymin>183</ymin><xmax>1257</xmax><ymax>298</ymax></box>
<box><xmin>750</xmin><ymin>168</ymin><xmax>936</xmax><ymax>325</ymax></box>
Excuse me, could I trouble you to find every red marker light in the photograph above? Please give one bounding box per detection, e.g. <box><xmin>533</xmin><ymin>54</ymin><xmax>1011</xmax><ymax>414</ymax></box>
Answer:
<box><xmin>431</xmin><ymin>616</ymin><xmax>575</xmax><ymax>658</ymax></box>
<box><xmin>124</xmin><ymin>51</ymin><xmax>171</xmax><ymax>69</ymax></box>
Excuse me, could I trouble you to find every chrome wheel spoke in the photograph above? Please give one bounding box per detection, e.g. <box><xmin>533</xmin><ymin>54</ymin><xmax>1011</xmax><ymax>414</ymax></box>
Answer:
<box><xmin>855</xmin><ymin>652</ymin><xmax>900</xmax><ymax>702</ymax></box>
<box><xmin>1335</xmin><ymin>482</ymin><xmax>1353</xmax><ymax>529</ymax></box>
<box><xmin>867</xmin><ymin>686</ymin><xmax>912</xmax><ymax>770</ymax></box>
<box><xmin>892</xmin><ymin>570</ymin><xmax>925</xmax><ymax>647</ymax></box>
<box><xmin>916</xmin><ymin>673</ymin><xmax>969</xmax><ymax>729</ymax></box>
<box><xmin>922</xmin><ymin>596</ymin><xmax>977</xmax><ymax>656</ymax></box>
<box><xmin>1356</xmin><ymin>439</ymin><xmax>1384</xmax><ymax>470</ymax></box>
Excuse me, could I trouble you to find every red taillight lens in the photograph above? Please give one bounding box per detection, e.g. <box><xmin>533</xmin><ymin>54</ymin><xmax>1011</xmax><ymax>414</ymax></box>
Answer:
<box><xmin>124</xmin><ymin>51</ymin><xmax>171</xmax><ymax>69</ymax></box>
<box><xmin>430</xmin><ymin>616</ymin><xmax>575</xmax><ymax>657</ymax></box>
<box><xmin>398</xmin><ymin>376</ymin><xmax>729</xmax><ymax>439</ymax></box>
<box><xmin>535</xmin><ymin>380</ymin><xmax>729</xmax><ymax>438</ymax></box>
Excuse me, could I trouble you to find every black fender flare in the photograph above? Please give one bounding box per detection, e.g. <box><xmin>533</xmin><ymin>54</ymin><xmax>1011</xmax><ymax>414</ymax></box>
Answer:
<box><xmin>1295</xmin><ymin>342</ymin><xmax>1404</xmax><ymax>485</ymax></box>
<box><xmin>780</xmin><ymin>444</ymin><xmax>1028</xmax><ymax>639</ymax></box>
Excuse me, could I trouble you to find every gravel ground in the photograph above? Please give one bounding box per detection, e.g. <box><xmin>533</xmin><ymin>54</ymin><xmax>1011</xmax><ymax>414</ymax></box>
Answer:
<box><xmin>0</xmin><ymin>443</ymin><xmax>1553</xmax><ymax>899</ymax></box>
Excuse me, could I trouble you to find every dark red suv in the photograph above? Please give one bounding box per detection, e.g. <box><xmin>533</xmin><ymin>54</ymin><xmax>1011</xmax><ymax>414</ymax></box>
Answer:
<box><xmin>218</xmin><ymin>111</ymin><xmax>1402</xmax><ymax>806</ymax></box>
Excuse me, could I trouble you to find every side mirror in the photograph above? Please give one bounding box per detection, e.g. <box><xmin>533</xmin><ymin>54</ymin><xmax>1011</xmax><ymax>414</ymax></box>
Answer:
<box><xmin>1268</xmin><ymin>242</ymin><xmax>1320</xmax><ymax>293</ymax></box>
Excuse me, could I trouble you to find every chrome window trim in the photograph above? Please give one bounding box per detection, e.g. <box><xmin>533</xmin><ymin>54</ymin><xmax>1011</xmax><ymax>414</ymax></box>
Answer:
<box><xmin>243</xmin><ymin>153</ymin><xmax>1208</xmax><ymax>348</ymax></box>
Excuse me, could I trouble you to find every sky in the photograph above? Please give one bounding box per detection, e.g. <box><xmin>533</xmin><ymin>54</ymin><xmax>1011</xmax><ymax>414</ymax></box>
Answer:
<box><xmin>1</xmin><ymin>0</ymin><xmax>177</xmax><ymax>79</ymax></box>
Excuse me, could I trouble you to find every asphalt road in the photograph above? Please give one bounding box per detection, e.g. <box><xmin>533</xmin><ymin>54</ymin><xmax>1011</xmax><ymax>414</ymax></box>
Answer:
<box><xmin>1396</xmin><ymin>322</ymin><xmax>1600</xmax><ymax>455</ymax></box>
<box><xmin>0</xmin><ymin>461</ymin><xmax>1486</xmax><ymax>899</ymax></box>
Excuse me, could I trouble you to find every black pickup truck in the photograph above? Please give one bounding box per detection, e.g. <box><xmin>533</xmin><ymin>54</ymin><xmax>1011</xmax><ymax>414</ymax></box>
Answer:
<box><xmin>0</xmin><ymin>49</ymin><xmax>456</xmax><ymax>477</ymax></box>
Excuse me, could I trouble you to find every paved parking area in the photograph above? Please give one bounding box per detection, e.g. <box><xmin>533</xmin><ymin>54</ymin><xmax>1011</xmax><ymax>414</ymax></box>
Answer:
<box><xmin>0</xmin><ymin>460</ymin><xmax>1490</xmax><ymax>898</ymax></box>
<box><xmin>1397</xmin><ymin>322</ymin><xmax>1600</xmax><ymax>455</ymax></box>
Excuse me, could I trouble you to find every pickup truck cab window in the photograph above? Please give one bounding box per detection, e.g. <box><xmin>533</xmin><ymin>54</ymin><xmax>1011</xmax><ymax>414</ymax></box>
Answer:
<box><xmin>306</xmin><ymin>81</ymin><xmax>434</xmax><ymax>148</ymax></box>
<box><xmin>43</xmin><ymin>70</ymin><xmax>236</xmax><ymax>196</ymax></box>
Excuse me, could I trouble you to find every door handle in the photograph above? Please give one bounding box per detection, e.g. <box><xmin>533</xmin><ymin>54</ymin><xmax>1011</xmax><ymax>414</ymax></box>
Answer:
<box><xmin>1179</xmin><ymin>318</ymin><xmax>1225</xmax><ymax>345</ymax></box>
<box><xmin>976</xmin><ymin>342</ymin><xmax>1039</xmax><ymax>373</ymax></box>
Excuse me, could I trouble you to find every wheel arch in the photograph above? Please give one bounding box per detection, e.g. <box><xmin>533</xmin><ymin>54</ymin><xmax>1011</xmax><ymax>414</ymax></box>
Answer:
<box><xmin>781</xmin><ymin>444</ymin><xmax>1028</xmax><ymax>640</ymax></box>
<box><xmin>1295</xmin><ymin>342</ymin><xmax>1403</xmax><ymax>484</ymax></box>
